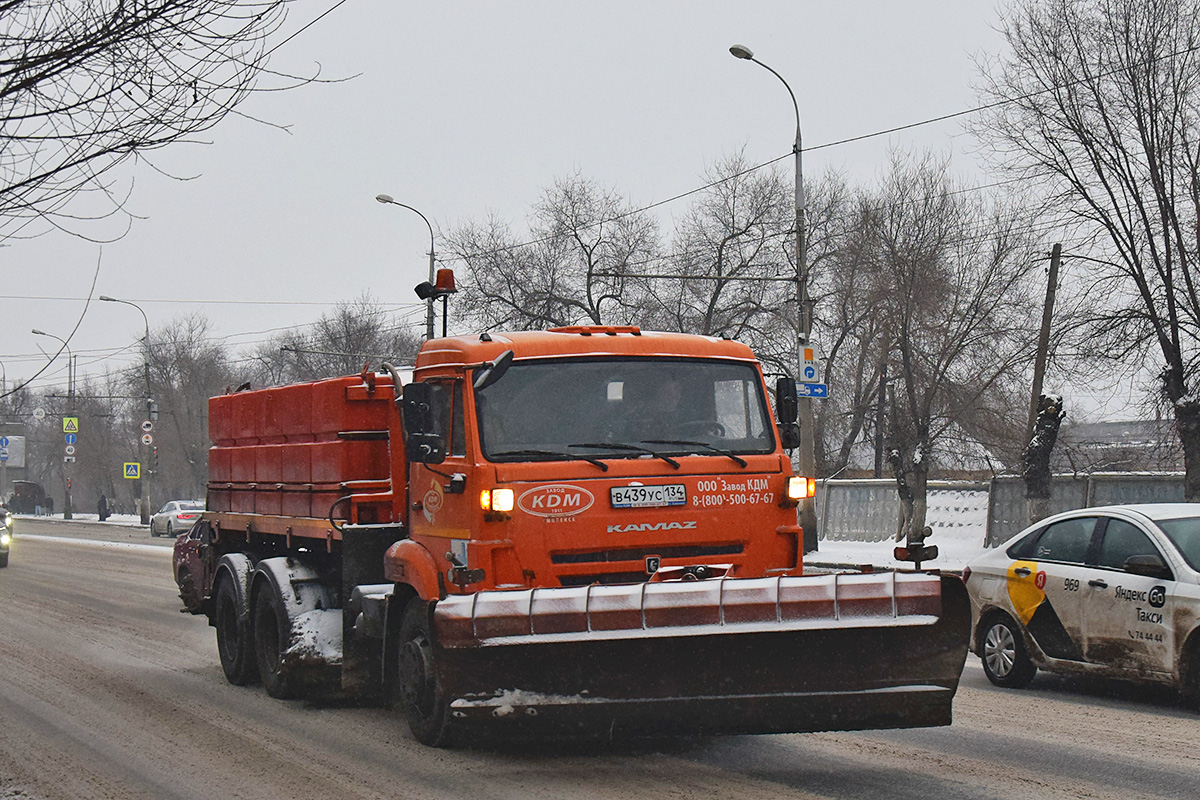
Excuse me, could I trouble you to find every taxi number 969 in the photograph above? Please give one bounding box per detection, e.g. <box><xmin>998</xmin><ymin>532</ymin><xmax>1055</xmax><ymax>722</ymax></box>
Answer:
<box><xmin>611</xmin><ymin>484</ymin><xmax>687</xmax><ymax>508</ymax></box>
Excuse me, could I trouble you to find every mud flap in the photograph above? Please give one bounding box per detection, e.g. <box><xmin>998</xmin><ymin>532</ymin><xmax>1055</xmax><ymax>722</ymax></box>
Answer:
<box><xmin>431</xmin><ymin>573</ymin><xmax>970</xmax><ymax>738</ymax></box>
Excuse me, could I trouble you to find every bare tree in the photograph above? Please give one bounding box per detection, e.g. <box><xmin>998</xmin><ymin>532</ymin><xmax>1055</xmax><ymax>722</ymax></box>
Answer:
<box><xmin>644</xmin><ymin>154</ymin><xmax>792</xmax><ymax>343</ymax></box>
<box><xmin>976</xmin><ymin>0</ymin><xmax>1200</xmax><ymax>498</ymax></box>
<box><xmin>446</xmin><ymin>174</ymin><xmax>660</xmax><ymax>330</ymax></box>
<box><xmin>868</xmin><ymin>153</ymin><xmax>1038</xmax><ymax>541</ymax></box>
<box><xmin>1</xmin><ymin>0</ymin><xmax>303</xmax><ymax>239</ymax></box>
<box><xmin>805</xmin><ymin>174</ymin><xmax>893</xmax><ymax>477</ymax></box>
<box><xmin>145</xmin><ymin>314</ymin><xmax>233</xmax><ymax>500</ymax></box>
<box><xmin>249</xmin><ymin>294</ymin><xmax>424</xmax><ymax>385</ymax></box>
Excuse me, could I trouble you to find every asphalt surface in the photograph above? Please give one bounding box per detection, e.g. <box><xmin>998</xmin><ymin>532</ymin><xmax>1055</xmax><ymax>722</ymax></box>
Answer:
<box><xmin>1</xmin><ymin>517</ymin><xmax>1197</xmax><ymax>800</ymax></box>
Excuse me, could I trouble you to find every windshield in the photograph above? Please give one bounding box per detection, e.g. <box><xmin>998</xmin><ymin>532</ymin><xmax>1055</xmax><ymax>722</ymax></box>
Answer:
<box><xmin>475</xmin><ymin>357</ymin><xmax>774</xmax><ymax>461</ymax></box>
<box><xmin>180</xmin><ymin>502</ymin><xmax>204</xmax><ymax>511</ymax></box>
<box><xmin>1154</xmin><ymin>517</ymin><xmax>1200</xmax><ymax>571</ymax></box>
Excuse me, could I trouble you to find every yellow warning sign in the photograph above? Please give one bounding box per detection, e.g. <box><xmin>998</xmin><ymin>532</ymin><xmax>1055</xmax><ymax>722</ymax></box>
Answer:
<box><xmin>123</xmin><ymin>462</ymin><xmax>140</xmax><ymax>479</ymax></box>
<box><xmin>63</xmin><ymin>417</ymin><xmax>79</xmax><ymax>433</ymax></box>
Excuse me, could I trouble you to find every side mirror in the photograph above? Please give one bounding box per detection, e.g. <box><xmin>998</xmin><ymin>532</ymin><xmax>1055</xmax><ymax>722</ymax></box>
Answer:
<box><xmin>474</xmin><ymin>350</ymin><xmax>514</xmax><ymax>391</ymax></box>
<box><xmin>778</xmin><ymin>422</ymin><xmax>801</xmax><ymax>450</ymax></box>
<box><xmin>1124</xmin><ymin>553</ymin><xmax>1172</xmax><ymax>580</ymax></box>
<box><xmin>402</xmin><ymin>382</ymin><xmax>433</xmax><ymax>434</ymax></box>
<box><xmin>401</xmin><ymin>383</ymin><xmax>446</xmax><ymax>464</ymax></box>
<box><xmin>775</xmin><ymin>376</ymin><xmax>798</xmax><ymax>424</ymax></box>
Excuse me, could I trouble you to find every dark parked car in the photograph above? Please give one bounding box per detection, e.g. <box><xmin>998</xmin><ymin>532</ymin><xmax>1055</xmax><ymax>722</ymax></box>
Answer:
<box><xmin>173</xmin><ymin>520</ymin><xmax>213</xmax><ymax>613</ymax></box>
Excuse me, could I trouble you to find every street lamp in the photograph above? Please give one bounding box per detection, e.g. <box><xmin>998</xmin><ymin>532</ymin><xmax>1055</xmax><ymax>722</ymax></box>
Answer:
<box><xmin>32</xmin><ymin>328</ymin><xmax>75</xmax><ymax>520</ymax></box>
<box><xmin>376</xmin><ymin>194</ymin><xmax>437</xmax><ymax>340</ymax></box>
<box><xmin>730</xmin><ymin>43</ymin><xmax>818</xmax><ymax>550</ymax></box>
<box><xmin>100</xmin><ymin>295</ymin><xmax>154</xmax><ymax>525</ymax></box>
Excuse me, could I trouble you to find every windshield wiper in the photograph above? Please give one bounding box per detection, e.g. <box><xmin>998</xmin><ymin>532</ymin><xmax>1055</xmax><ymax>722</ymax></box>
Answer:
<box><xmin>569</xmin><ymin>442</ymin><xmax>680</xmax><ymax>469</ymax></box>
<box><xmin>641</xmin><ymin>439</ymin><xmax>748</xmax><ymax>468</ymax></box>
<box><xmin>489</xmin><ymin>449</ymin><xmax>609</xmax><ymax>471</ymax></box>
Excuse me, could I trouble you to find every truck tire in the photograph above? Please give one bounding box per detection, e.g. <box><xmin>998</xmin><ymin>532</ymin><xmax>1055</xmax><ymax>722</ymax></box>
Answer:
<box><xmin>253</xmin><ymin>577</ymin><xmax>299</xmax><ymax>699</ymax></box>
<box><xmin>251</xmin><ymin>557</ymin><xmax>337</xmax><ymax>700</ymax></box>
<box><xmin>214</xmin><ymin>568</ymin><xmax>258</xmax><ymax>685</ymax></box>
<box><xmin>980</xmin><ymin>613</ymin><xmax>1037</xmax><ymax>689</ymax></box>
<box><xmin>395</xmin><ymin>600</ymin><xmax>453</xmax><ymax>747</ymax></box>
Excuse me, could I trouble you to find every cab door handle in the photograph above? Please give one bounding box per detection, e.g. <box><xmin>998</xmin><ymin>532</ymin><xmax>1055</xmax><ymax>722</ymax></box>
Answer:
<box><xmin>1088</xmin><ymin>579</ymin><xmax>1108</xmax><ymax>588</ymax></box>
<box><xmin>1013</xmin><ymin>567</ymin><xmax>1032</xmax><ymax>577</ymax></box>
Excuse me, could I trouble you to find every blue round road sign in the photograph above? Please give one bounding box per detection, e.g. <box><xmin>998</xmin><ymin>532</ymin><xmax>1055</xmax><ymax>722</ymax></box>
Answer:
<box><xmin>65</xmin><ymin>433</ymin><xmax>77</xmax><ymax>445</ymax></box>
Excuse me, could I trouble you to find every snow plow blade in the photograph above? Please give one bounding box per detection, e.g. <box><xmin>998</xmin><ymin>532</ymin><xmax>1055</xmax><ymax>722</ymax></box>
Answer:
<box><xmin>431</xmin><ymin>572</ymin><xmax>970</xmax><ymax>739</ymax></box>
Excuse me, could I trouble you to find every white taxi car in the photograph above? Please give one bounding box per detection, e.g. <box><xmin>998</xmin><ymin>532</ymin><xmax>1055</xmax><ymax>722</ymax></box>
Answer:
<box><xmin>963</xmin><ymin>504</ymin><xmax>1200</xmax><ymax>702</ymax></box>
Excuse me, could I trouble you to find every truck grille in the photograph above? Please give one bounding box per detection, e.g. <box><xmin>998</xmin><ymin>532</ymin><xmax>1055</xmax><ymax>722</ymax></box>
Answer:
<box><xmin>552</xmin><ymin>544</ymin><xmax>744</xmax><ymax>586</ymax></box>
<box><xmin>551</xmin><ymin>544</ymin><xmax>743</xmax><ymax>565</ymax></box>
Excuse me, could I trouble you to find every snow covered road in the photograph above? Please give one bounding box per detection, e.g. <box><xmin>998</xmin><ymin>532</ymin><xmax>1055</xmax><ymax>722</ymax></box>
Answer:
<box><xmin>0</xmin><ymin>521</ymin><xmax>1196</xmax><ymax>800</ymax></box>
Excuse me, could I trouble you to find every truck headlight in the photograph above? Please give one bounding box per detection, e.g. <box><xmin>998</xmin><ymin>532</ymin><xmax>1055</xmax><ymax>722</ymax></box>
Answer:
<box><xmin>480</xmin><ymin>488</ymin><xmax>515</xmax><ymax>513</ymax></box>
<box><xmin>786</xmin><ymin>477</ymin><xmax>815</xmax><ymax>501</ymax></box>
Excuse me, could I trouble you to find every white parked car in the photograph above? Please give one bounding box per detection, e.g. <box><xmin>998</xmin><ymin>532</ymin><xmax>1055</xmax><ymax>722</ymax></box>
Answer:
<box><xmin>150</xmin><ymin>500</ymin><xmax>204</xmax><ymax>537</ymax></box>
<box><xmin>963</xmin><ymin>504</ymin><xmax>1200</xmax><ymax>703</ymax></box>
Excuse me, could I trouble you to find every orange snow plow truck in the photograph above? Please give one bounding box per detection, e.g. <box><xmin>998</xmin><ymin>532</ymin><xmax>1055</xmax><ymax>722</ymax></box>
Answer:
<box><xmin>182</xmin><ymin>326</ymin><xmax>969</xmax><ymax>745</ymax></box>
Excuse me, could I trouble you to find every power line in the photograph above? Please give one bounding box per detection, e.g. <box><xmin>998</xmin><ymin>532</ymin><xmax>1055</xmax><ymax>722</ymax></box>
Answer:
<box><xmin>0</xmin><ymin>294</ymin><xmax>421</xmax><ymax>308</ymax></box>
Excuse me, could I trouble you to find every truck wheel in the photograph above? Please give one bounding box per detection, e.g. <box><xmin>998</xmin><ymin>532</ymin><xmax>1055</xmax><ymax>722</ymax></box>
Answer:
<box><xmin>214</xmin><ymin>574</ymin><xmax>258</xmax><ymax>685</ymax></box>
<box><xmin>253</xmin><ymin>579</ymin><xmax>298</xmax><ymax>699</ymax></box>
<box><xmin>981</xmin><ymin>614</ymin><xmax>1037</xmax><ymax>689</ymax></box>
<box><xmin>396</xmin><ymin>600</ymin><xmax>452</xmax><ymax>746</ymax></box>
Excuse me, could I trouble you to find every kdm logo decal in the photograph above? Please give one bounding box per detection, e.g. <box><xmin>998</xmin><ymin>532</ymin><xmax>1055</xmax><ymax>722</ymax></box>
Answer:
<box><xmin>518</xmin><ymin>484</ymin><xmax>594</xmax><ymax>518</ymax></box>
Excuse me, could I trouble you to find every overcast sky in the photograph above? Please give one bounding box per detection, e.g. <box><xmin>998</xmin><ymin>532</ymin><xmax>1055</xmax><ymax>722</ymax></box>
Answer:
<box><xmin>6</xmin><ymin>1</ymin><xmax>1066</xmax><ymax>404</ymax></box>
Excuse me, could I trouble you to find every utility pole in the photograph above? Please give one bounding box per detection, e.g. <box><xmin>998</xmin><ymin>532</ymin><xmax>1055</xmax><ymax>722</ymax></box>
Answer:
<box><xmin>1023</xmin><ymin>243</ymin><xmax>1064</xmax><ymax>526</ymax></box>
<box><xmin>1027</xmin><ymin>243</ymin><xmax>1062</xmax><ymax>442</ymax></box>
<box><xmin>874</xmin><ymin>363</ymin><xmax>887</xmax><ymax>479</ymax></box>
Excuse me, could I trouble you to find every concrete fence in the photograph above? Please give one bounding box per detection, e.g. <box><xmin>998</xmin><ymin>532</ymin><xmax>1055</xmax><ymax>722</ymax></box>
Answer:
<box><xmin>817</xmin><ymin>473</ymin><xmax>1188</xmax><ymax>550</ymax></box>
<box><xmin>983</xmin><ymin>472</ymin><xmax>1185</xmax><ymax>547</ymax></box>
<box><xmin>817</xmin><ymin>479</ymin><xmax>989</xmax><ymax>544</ymax></box>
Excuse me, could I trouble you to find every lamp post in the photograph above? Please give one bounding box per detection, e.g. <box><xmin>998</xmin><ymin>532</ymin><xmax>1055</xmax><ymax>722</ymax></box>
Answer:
<box><xmin>730</xmin><ymin>43</ymin><xmax>818</xmax><ymax>549</ymax></box>
<box><xmin>32</xmin><ymin>328</ymin><xmax>75</xmax><ymax>520</ymax></box>
<box><xmin>1</xmin><ymin>358</ymin><xmax>6</xmax><ymax>501</ymax></box>
<box><xmin>100</xmin><ymin>295</ymin><xmax>154</xmax><ymax>525</ymax></box>
<box><xmin>376</xmin><ymin>194</ymin><xmax>437</xmax><ymax>340</ymax></box>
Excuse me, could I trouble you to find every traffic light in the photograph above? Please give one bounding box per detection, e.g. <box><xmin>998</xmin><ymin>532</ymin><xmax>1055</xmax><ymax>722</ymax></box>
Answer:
<box><xmin>152</xmin><ymin>445</ymin><xmax>159</xmax><ymax>473</ymax></box>
<box><xmin>66</xmin><ymin>477</ymin><xmax>72</xmax><ymax>490</ymax></box>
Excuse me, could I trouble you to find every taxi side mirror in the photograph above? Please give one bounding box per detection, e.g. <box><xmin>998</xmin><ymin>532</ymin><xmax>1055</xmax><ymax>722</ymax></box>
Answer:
<box><xmin>1123</xmin><ymin>554</ymin><xmax>1172</xmax><ymax>580</ymax></box>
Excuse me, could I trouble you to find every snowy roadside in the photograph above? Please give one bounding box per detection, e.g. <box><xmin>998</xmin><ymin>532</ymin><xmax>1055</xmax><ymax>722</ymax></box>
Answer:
<box><xmin>15</xmin><ymin>512</ymin><xmax>144</xmax><ymax>529</ymax></box>
<box><xmin>807</xmin><ymin>537</ymin><xmax>989</xmax><ymax>573</ymax></box>
<box><xmin>811</xmin><ymin>488</ymin><xmax>995</xmax><ymax>573</ymax></box>
<box><xmin>13</xmin><ymin>533</ymin><xmax>171</xmax><ymax>555</ymax></box>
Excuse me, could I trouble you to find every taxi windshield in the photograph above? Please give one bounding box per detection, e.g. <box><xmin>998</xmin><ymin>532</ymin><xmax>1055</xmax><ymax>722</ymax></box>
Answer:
<box><xmin>475</xmin><ymin>357</ymin><xmax>774</xmax><ymax>460</ymax></box>
<box><xmin>1155</xmin><ymin>517</ymin><xmax>1200</xmax><ymax>571</ymax></box>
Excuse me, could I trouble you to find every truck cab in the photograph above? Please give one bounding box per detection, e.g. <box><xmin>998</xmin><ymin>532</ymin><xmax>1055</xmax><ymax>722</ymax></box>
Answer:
<box><xmin>390</xmin><ymin>326</ymin><xmax>807</xmax><ymax>594</ymax></box>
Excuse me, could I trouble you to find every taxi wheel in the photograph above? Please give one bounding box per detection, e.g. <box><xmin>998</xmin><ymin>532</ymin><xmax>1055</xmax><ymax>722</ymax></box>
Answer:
<box><xmin>1183</xmin><ymin>638</ymin><xmax>1200</xmax><ymax>709</ymax></box>
<box><xmin>981</xmin><ymin>614</ymin><xmax>1036</xmax><ymax>688</ymax></box>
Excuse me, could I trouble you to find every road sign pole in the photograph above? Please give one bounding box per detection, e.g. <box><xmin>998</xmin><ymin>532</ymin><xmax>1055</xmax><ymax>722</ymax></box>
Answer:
<box><xmin>140</xmin><ymin>412</ymin><xmax>153</xmax><ymax>525</ymax></box>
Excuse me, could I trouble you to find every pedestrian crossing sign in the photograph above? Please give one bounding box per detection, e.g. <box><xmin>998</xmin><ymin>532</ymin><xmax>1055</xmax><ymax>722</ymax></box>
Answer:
<box><xmin>63</xmin><ymin>417</ymin><xmax>79</xmax><ymax>433</ymax></box>
<box><xmin>123</xmin><ymin>462</ymin><xmax>141</xmax><ymax>479</ymax></box>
